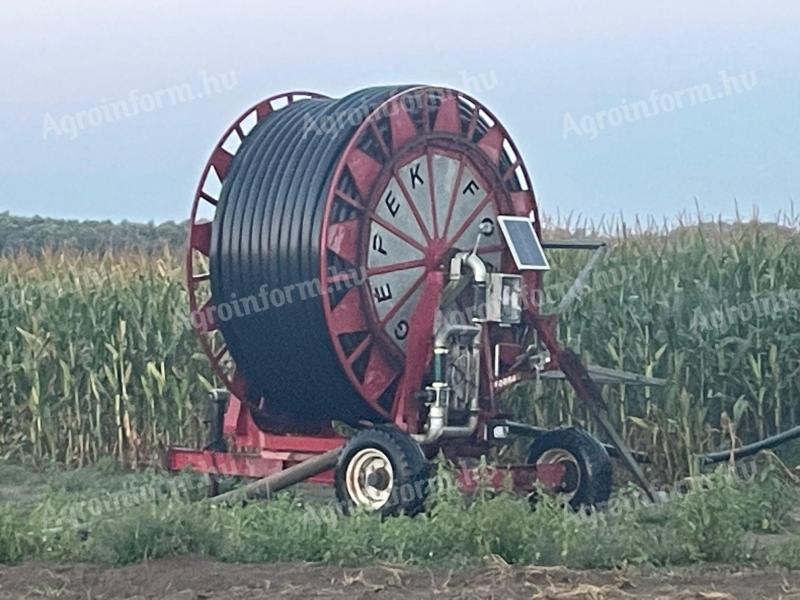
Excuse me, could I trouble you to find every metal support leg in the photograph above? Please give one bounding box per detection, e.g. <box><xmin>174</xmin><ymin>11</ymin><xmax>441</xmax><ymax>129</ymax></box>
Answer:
<box><xmin>557</xmin><ymin>348</ymin><xmax>657</xmax><ymax>502</ymax></box>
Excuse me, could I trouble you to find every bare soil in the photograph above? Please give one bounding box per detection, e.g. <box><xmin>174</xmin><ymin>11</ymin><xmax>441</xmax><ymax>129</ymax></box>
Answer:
<box><xmin>1</xmin><ymin>557</ymin><xmax>799</xmax><ymax>600</ymax></box>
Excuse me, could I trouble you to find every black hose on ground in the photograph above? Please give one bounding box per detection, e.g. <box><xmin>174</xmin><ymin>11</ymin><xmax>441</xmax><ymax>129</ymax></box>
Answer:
<box><xmin>699</xmin><ymin>425</ymin><xmax>800</xmax><ymax>465</ymax></box>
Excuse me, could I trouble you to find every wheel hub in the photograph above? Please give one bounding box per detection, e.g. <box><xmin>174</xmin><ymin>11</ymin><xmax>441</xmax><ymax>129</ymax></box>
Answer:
<box><xmin>366</xmin><ymin>468</ymin><xmax>391</xmax><ymax>490</ymax></box>
<box><xmin>537</xmin><ymin>448</ymin><xmax>582</xmax><ymax>499</ymax></box>
<box><xmin>344</xmin><ymin>448</ymin><xmax>395</xmax><ymax>509</ymax></box>
<box><xmin>364</xmin><ymin>149</ymin><xmax>506</xmax><ymax>356</ymax></box>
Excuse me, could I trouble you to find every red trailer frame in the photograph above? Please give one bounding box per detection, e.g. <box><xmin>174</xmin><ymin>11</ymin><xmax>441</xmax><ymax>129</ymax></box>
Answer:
<box><xmin>167</xmin><ymin>388</ymin><xmax>567</xmax><ymax>495</ymax></box>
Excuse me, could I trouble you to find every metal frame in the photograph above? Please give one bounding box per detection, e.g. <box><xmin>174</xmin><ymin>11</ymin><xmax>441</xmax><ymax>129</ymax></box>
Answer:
<box><xmin>166</xmin><ymin>389</ymin><xmax>568</xmax><ymax>494</ymax></box>
<box><xmin>167</xmin><ymin>391</ymin><xmax>344</xmax><ymax>483</ymax></box>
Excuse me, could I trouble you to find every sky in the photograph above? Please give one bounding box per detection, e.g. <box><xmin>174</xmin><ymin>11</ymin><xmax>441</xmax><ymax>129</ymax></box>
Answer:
<box><xmin>1</xmin><ymin>0</ymin><xmax>798</xmax><ymax>225</ymax></box>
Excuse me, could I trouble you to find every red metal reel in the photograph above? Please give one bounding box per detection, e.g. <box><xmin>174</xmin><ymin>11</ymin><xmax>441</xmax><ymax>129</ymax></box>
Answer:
<box><xmin>186</xmin><ymin>91</ymin><xmax>329</xmax><ymax>399</ymax></box>
<box><xmin>319</xmin><ymin>86</ymin><xmax>542</xmax><ymax>429</ymax></box>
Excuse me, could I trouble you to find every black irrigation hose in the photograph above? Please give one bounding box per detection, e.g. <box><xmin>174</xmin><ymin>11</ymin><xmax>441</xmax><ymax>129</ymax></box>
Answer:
<box><xmin>699</xmin><ymin>425</ymin><xmax>800</xmax><ymax>465</ymax></box>
<box><xmin>210</xmin><ymin>87</ymin><xmax>408</xmax><ymax>429</ymax></box>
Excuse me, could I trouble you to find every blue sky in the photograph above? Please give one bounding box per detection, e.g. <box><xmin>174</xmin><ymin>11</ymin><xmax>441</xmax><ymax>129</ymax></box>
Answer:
<box><xmin>1</xmin><ymin>1</ymin><xmax>798</xmax><ymax>224</ymax></box>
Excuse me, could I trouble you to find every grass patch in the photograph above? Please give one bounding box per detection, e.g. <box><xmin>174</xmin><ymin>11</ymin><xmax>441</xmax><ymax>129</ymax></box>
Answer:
<box><xmin>0</xmin><ymin>462</ymin><xmax>796</xmax><ymax>568</ymax></box>
<box><xmin>768</xmin><ymin>534</ymin><xmax>800</xmax><ymax>568</ymax></box>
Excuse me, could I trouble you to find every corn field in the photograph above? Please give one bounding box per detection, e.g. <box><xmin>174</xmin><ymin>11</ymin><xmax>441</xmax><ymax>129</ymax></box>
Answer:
<box><xmin>0</xmin><ymin>250</ymin><xmax>210</xmax><ymax>467</ymax></box>
<box><xmin>0</xmin><ymin>219</ymin><xmax>798</xmax><ymax>480</ymax></box>
<box><xmin>515</xmin><ymin>216</ymin><xmax>800</xmax><ymax>478</ymax></box>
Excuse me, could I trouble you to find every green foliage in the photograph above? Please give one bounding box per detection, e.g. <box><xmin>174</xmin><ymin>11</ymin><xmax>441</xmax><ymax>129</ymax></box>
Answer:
<box><xmin>0</xmin><ymin>511</ymin><xmax>30</xmax><ymax>564</ymax></box>
<box><xmin>768</xmin><ymin>534</ymin><xmax>800</xmax><ymax>568</ymax></box>
<box><xmin>0</xmin><ymin>250</ymin><xmax>209</xmax><ymax>466</ymax></box>
<box><xmin>0</xmin><ymin>212</ymin><xmax>185</xmax><ymax>255</ymax></box>
<box><xmin>507</xmin><ymin>220</ymin><xmax>800</xmax><ymax>479</ymax></box>
<box><xmin>82</xmin><ymin>499</ymin><xmax>220</xmax><ymax>564</ymax></box>
<box><xmin>0</xmin><ymin>463</ymin><xmax>796</xmax><ymax>568</ymax></box>
<box><xmin>670</xmin><ymin>473</ymin><xmax>758</xmax><ymax>562</ymax></box>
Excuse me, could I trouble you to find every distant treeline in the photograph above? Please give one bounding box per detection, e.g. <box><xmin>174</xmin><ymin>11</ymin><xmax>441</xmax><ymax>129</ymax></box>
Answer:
<box><xmin>0</xmin><ymin>212</ymin><xmax>187</xmax><ymax>254</ymax></box>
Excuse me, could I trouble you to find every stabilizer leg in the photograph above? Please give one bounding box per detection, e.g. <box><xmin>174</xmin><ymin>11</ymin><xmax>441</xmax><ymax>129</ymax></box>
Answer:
<box><xmin>557</xmin><ymin>348</ymin><xmax>657</xmax><ymax>502</ymax></box>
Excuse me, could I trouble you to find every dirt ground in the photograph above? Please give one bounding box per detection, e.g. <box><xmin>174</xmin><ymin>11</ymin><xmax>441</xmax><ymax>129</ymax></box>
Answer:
<box><xmin>1</xmin><ymin>557</ymin><xmax>799</xmax><ymax>600</ymax></box>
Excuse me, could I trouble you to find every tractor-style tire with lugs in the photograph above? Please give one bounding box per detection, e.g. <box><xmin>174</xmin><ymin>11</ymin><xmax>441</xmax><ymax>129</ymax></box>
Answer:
<box><xmin>335</xmin><ymin>426</ymin><xmax>431</xmax><ymax>516</ymax></box>
<box><xmin>527</xmin><ymin>427</ymin><xmax>613</xmax><ymax>509</ymax></box>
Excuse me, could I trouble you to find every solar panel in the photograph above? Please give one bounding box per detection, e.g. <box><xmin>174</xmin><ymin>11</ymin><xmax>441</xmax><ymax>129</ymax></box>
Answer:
<box><xmin>497</xmin><ymin>216</ymin><xmax>550</xmax><ymax>271</ymax></box>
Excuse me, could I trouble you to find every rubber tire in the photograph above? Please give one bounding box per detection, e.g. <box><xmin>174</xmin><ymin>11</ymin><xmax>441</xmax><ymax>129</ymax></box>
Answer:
<box><xmin>335</xmin><ymin>426</ymin><xmax>431</xmax><ymax>516</ymax></box>
<box><xmin>527</xmin><ymin>427</ymin><xmax>613</xmax><ymax>509</ymax></box>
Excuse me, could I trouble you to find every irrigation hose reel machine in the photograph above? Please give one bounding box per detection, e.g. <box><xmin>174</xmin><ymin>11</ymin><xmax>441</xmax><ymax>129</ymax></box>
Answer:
<box><xmin>169</xmin><ymin>85</ymin><xmax>662</xmax><ymax>514</ymax></box>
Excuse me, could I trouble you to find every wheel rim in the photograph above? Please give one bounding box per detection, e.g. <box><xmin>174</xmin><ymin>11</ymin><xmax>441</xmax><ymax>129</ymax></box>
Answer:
<box><xmin>344</xmin><ymin>448</ymin><xmax>395</xmax><ymax>510</ymax></box>
<box><xmin>537</xmin><ymin>448</ymin><xmax>581</xmax><ymax>500</ymax></box>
